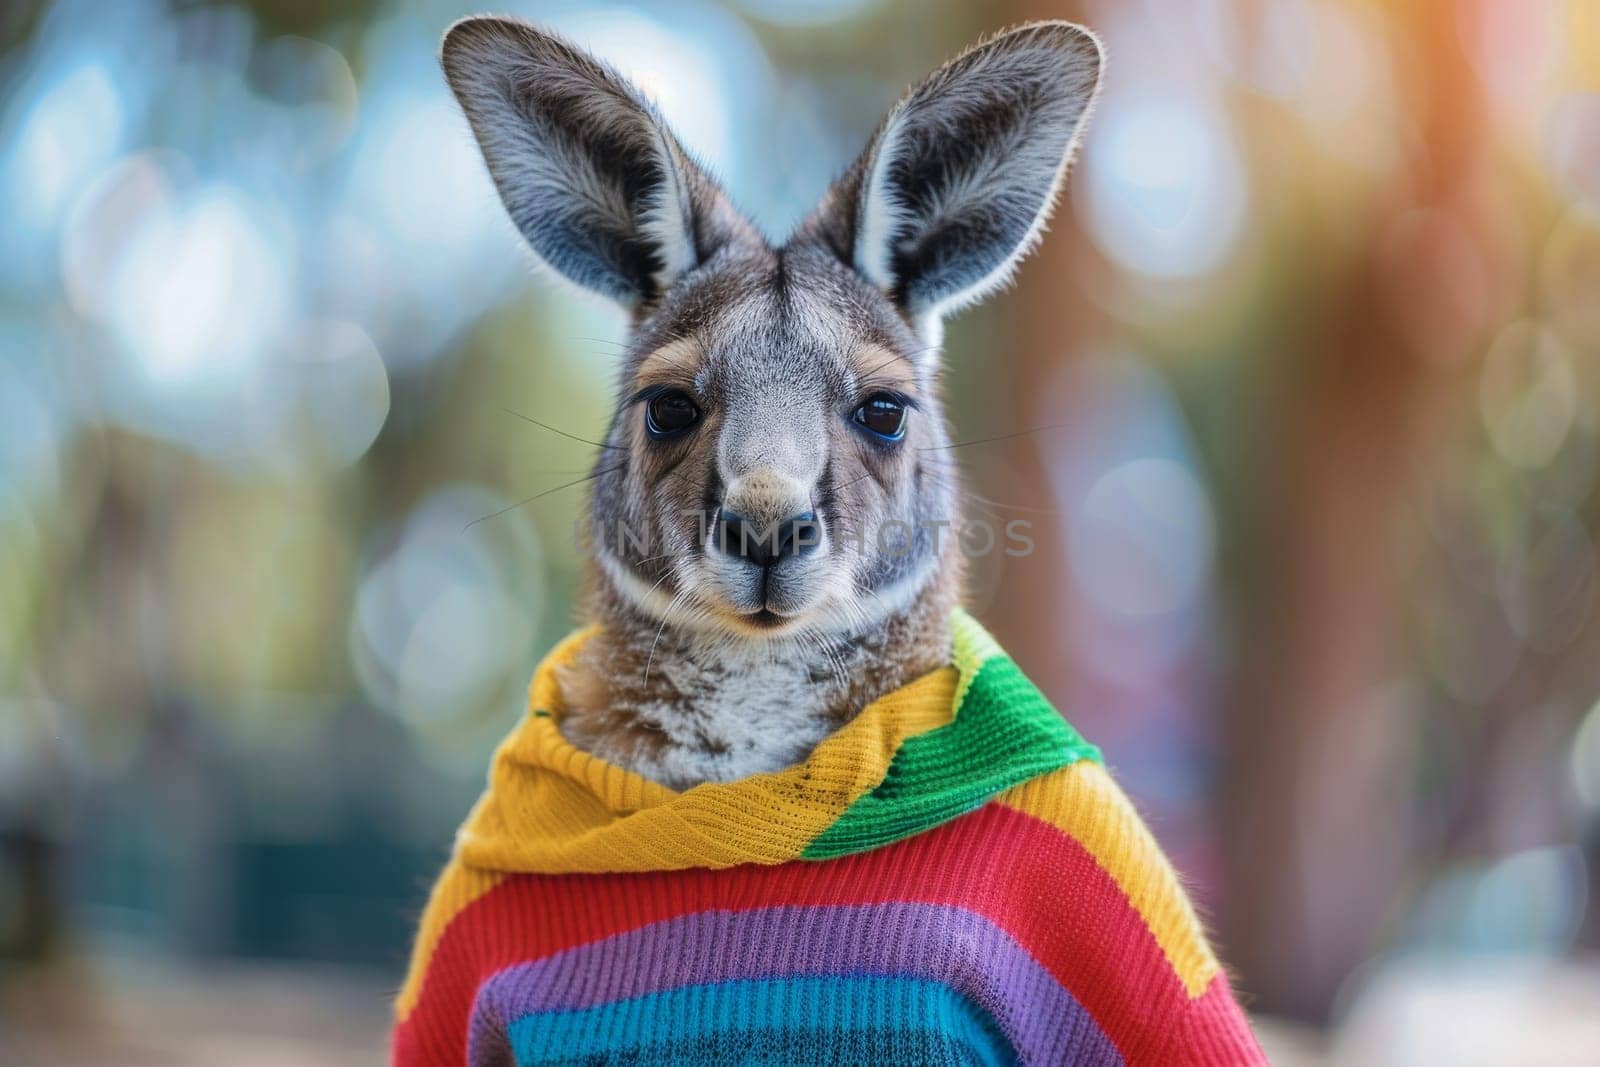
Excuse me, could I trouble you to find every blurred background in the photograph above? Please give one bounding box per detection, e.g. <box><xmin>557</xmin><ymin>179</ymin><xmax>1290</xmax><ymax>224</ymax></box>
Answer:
<box><xmin>2</xmin><ymin>0</ymin><xmax>1598</xmax><ymax>1063</ymax></box>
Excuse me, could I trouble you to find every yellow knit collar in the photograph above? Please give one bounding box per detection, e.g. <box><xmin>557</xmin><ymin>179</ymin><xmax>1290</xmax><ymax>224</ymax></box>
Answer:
<box><xmin>452</xmin><ymin>611</ymin><xmax>1095</xmax><ymax>873</ymax></box>
<box><xmin>452</xmin><ymin>624</ymin><xmax>957</xmax><ymax>873</ymax></box>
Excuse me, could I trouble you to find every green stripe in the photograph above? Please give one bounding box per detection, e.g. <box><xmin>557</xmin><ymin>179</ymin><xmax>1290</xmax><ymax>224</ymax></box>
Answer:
<box><xmin>803</xmin><ymin>643</ymin><xmax>1100</xmax><ymax>860</ymax></box>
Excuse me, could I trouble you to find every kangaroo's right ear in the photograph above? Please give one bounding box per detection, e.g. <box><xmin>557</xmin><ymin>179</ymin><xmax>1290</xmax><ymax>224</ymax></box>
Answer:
<box><xmin>441</xmin><ymin>17</ymin><xmax>750</xmax><ymax>307</ymax></box>
<box><xmin>803</xmin><ymin>22</ymin><xmax>1103</xmax><ymax>333</ymax></box>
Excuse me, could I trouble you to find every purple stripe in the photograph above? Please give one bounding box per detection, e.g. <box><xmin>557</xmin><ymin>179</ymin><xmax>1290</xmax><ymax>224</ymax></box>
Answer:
<box><xmin>468</xmin><ymin>901</ymin><xmax>1121</xmax><ymax>1066</ymax></box>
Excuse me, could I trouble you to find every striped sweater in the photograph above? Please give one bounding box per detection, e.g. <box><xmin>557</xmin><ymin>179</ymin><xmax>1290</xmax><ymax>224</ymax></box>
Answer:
<box><xmin>394</xmin><ymin>612</ymin><xmax>1265</xmax><ymax>1065</ymax></box>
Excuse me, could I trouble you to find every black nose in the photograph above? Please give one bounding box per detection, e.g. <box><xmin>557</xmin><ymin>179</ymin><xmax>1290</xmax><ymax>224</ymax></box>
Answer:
<box><xmin>715</xmin><ymin>509</ymin><xmax>821</xmax><ymax>566</ymax></box>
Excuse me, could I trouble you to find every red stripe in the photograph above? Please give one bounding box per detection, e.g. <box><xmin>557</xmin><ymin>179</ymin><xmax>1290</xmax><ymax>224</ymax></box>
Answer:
<box><xmin>1158</xmin><ymin>973</ymin><xmax>1267</xmax><ymax>1067</ymax></box>
<box><xmin>393</xmin><ymin>803</ymin><xmax>1261</xmax><ymax>1065</ymax></box>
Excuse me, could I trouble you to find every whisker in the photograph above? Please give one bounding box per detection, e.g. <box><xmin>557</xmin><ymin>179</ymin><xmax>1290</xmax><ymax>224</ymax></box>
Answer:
<box><xmin>644</xmin><ymin>589</ymin><xmax>687</xmax><ymax>687</ymax></box>
<box><xmin>916</xmin><ymin>465</ymin><xmax>1060</xmax><ymax>517</ymax></box>
<box><xmin>800</xmin><ymin>624</ymin><xmax>848</xmax><ymax>690</ymax></box>
<box><xmin>573</xmin><ymin>335</ymin><xmax>628</xmax><ymax>350</ymax></box>
<box><xmin>959</xmin><ymin>489</ymin><xmax>1058</xmax><ymax>516</ymax></box>
<box><xmin>502</xmin><ymin>408</ymin><xmax>621</xmax><ymax>451</ymax></box>
<box><xmin>851</xmin><ymin>579</ymin><xmax>890</xmax><ymax>619</ymax></box>
<box><xmin>920</xmin><ymin>422</ymin><xmax>1071</xmax><ymax>453</ymax></box>
<box><xmin>853</xmin><ymin>351</ymin><xmax>907</xmax><ymax>385</ymax></box>
<box><xmin>851</xmin><ymin>343</ymin><xmax>944</xmax><ymax>393</ymax></box>
<box><xmin>462</xmin><ymin>464</ymin><xmax>624</xmax><ymax>532</ymax></box>
<box><xmin>646</xmin><ymin>351</ymin><xmax>702</xmax><ymax>375</ymax></box>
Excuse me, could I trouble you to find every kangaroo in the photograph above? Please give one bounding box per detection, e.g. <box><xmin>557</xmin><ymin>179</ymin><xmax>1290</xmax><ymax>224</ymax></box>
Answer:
<box><xmin>443</xmin><ymin>16</ymin><xmax>1101</xmax><ymax>790</ymax></box>
<box><xmin>395</xmin><ymin>19</ymin><xmax>1268</xmax><ymax>1064</ymax></box>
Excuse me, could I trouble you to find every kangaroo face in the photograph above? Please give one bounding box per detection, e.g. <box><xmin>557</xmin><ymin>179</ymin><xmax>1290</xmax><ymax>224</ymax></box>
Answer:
<box><xmin>442</xmin><ymin>18</ymin><xmax>1102</xmax><ymax>639</ymax></box>
<box><xmin>595</xmin><ymin>242</ymin><xmax>946</xmax><ymax>637</ymax></box>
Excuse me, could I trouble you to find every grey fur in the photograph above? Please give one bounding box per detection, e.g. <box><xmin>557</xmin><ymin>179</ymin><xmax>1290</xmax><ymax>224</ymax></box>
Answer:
<box><xmin>441</xmin><ymin>17</ymin><xmax>1103</xmax><ymax>787</ymax></box>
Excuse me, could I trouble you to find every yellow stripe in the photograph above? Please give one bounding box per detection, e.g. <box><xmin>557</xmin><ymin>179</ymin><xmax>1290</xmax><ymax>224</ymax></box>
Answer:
<box><xmin>997</xmin><ymin>761</ymin><xmax>1220</xmax><ymax>998</ymax></box>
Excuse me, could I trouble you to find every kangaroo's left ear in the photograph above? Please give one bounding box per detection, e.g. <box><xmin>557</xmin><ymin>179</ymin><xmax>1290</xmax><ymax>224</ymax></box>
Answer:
<box><xmin>804</xmin><ymin>22</ymin><xmax>1103</xmax><ymax>326</ymax></box>
<box><xmin>441</xmin><ymin>17</ymin><xmax>755</xmax><ymax>308</ymax></box>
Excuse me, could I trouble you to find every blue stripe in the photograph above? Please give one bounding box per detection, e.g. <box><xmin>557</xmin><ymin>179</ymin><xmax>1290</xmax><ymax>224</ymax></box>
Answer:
<box><xmin>506</xmin><ymin>974</ymin><xmax>1014</xmax><ymax>1066</ymax></box>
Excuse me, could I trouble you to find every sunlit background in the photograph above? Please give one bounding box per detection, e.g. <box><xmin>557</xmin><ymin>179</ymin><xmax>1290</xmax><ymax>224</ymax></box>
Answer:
<box><xmin>2</xmin><ymin>0</ymin><xmax>1598</xmax><ymax>1063</ymax></box>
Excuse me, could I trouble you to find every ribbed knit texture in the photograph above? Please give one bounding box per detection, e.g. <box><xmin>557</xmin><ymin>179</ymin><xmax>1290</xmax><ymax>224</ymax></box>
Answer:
<box><xmin>394</xmin><ymin>612</ymin><xmax>1265</xmax><ymax>1065</ymax></box>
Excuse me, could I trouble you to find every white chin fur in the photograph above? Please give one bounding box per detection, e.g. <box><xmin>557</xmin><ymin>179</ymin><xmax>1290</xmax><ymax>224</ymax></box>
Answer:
<box><xmin>597</xmin><ymin>545</ymin><xmax>934</xmax><ymax>643</ymax></box>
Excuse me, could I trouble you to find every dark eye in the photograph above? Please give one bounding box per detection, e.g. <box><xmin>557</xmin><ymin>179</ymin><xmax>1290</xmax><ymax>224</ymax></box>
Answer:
<box><xmin>645</xmin><ymin>390</ymin><xmax>700</xmax><ymax>436</ymax></box>
<box><xmin>852</xmin><ymin>393</ymin><xmax>907</xmax><ymax>440</ymax></box>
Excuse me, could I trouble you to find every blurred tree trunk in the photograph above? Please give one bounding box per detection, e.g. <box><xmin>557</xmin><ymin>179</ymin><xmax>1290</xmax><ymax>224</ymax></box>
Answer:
<box><xmin>991</xmin><ymin>0</ymin><xmax>1499</xmax><ymax>1023</ymax></box>
<box><xmin>980</xmin><ymin>0</ymin><xmax>1101</xmax><ymax>724</ymax></box>
<box><xmin>1217</xmin><ymin>0</ymin><xmax>1494</xmax><ymax>1021</ymax></box>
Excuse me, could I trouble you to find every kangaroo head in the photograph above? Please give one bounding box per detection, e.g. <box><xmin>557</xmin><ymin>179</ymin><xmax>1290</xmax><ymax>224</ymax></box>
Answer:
<box><xmin>442</xmin><ymin>17</ymin><xmax>1102</xmax><ymax>643</ymax></box>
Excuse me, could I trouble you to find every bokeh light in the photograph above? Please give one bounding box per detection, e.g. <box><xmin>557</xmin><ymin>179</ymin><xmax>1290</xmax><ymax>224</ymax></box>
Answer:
<box><xmin>351</xmin><ymin>487</ymin><xmax>544</xmax><ymax>763</ymax></box>
<box><xmin>1082</xmin><ymin>93</ymin><xmax>1248</xmax><ymax>279</ymax></box>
